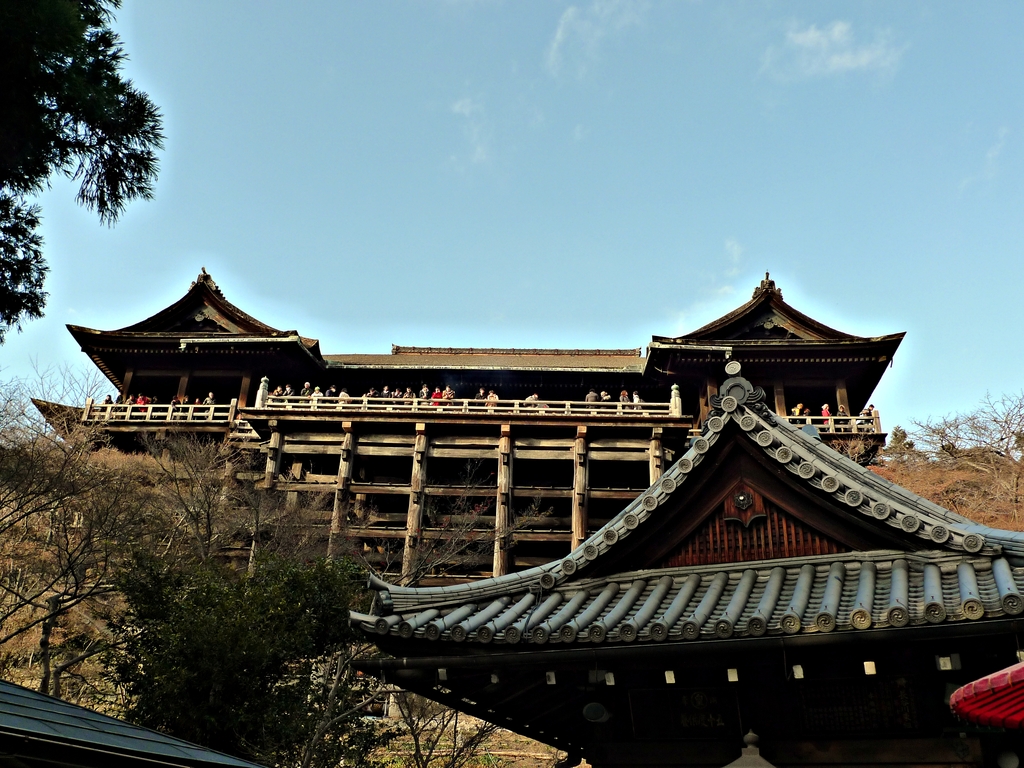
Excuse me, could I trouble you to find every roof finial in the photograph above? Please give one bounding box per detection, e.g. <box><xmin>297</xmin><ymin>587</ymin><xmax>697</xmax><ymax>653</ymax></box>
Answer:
<box><xmin>752</xmin><ymin>272</ymin><xmax>781</xmax><ymax>300</ymax></box>
<box><xmin>189</xmin><ymin>268</ymin><xmax>221</xmax><ymax>296</ymax></box>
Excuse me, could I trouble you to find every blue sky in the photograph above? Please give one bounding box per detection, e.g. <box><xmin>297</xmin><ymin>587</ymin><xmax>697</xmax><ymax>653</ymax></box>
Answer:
<box><xmin>3</xmin><ymin>1</ymin><xmax>1022</xmax><ymax>431</ymax></box>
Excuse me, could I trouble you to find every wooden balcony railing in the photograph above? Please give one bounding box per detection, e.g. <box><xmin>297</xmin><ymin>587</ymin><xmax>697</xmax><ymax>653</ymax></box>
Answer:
<box><xmin>81</xmin><ymin>397</ymin><xmax>263</xmax><ymax>443</ymax></box>
<box><xmin>781</xmin><ymin>414</ymin><xmax>882</xmax><ymax>434</ymax></box>
<box><xmin>261</xmin><ymin>395</ymin><xmax>688</xmax><ymax>420</ymax></box>
<box><xmin>83</xmin><ymin>399</ymin><xmax>237</xmax><ymax>423</ymax></box>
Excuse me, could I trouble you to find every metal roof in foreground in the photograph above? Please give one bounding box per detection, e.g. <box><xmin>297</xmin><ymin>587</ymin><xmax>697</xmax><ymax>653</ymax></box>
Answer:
<box><xmin>0</xmin><ymin>680</ymin><xmax>266</xmax><ymax>768</ymax></box>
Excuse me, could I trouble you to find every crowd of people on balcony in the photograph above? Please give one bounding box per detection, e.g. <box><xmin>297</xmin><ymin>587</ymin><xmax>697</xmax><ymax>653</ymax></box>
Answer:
<box><xmin>102</xmin><ymin>392</ymin><xmax>221</xmax><ymax>409</ymax></box>
<box><xmin>788</xmin><ymin>401</ymin><xmax>879</xmax><ymax>431</ymax></box>
<box><xmin>263</xmin><ymin>381</ymin><xmax>649</xmax><ymax>409</ymax></box>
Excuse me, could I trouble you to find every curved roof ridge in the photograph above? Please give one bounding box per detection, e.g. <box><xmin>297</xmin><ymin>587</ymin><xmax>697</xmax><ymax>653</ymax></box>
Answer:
<box><xmin>662</xmin><ymin>274</ymin><xmax>864</xmax><ymax>342</ymax></box>
<box><xmin>114</xmin><ymin>269</ymin><xmax>284</xmax><ymax>335</ymax></box>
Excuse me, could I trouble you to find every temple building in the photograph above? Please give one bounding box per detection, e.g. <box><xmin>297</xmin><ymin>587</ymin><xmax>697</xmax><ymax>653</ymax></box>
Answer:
<box><xmin>351</xmin><ymin>367</ymin><xmax>1024</xmax><ymax>767</ymax></box>
<box><xmin>54</xmin><ymin>270</ymin><xmax>900</xmax><ymax>583</ymax></box>
<box><xmin>51</xmin><ymin>269</ymin><xmax>1024</xmax><ymax>764</ymax></box>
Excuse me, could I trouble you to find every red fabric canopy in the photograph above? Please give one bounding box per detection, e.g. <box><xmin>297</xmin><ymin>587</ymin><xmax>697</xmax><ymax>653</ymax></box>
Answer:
<box><xmin>951</xmin><ymin>661</ymin><xmax>1024</xmax><ymax>729</ymax></box>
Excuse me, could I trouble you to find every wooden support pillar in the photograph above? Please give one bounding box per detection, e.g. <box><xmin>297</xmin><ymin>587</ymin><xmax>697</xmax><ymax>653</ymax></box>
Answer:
<box><xmin>263</xmin><ymin>426</ymin><xmax>282</xmax><ymax>488</ymax></box>
<box><xmin>492</xmin><ymin>425</ymin><xmax>513</xmax><ymax>577</ymax></box>
<box><xmin>700</xmin><ymin>376</ymin><xmax>718</xmax><ymax>423</ymax></box>
<box><xmin>176</xmin><ymin>373</ymin><xmax>190</xmax><ymax>401</ymax></box>
<box><xmin>121</xmin><ymin>368</ymin><xmax>134</xmax><ymax>400</ymax></box>
<box><xmin>571</xmin><ymin>426</ymin><xmax>588</xmax><ymax>551</ymax></box>
<box><xmin>238</xmin><ymin>371</ymin><xmax>253</xmax><ymax>407</ymax></box>
<box><xmin>402</xmin><ymin>423</ymin><xmax>428</xmax><ymax>583</ymax></box>
<box><xmin>328</xmin><ymin>426</ymin><xmax>355</xmax><ymax>559</ymax></box>
<box><xmin>649</xmin><ymin>427</ymin><xmax>664</xmax><ymax>484</ymax></box>
<box><xmin>836</xmin><ymin>379</ymin><xmax>850</xmax><ymax>415</ymax></box>
<box><xmin>774</xmin><ymin>380</ymin><xmax>787</xmax><ymax>417</ymax></box>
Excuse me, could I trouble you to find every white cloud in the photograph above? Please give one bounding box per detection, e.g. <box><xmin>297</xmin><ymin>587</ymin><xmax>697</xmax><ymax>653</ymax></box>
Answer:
<box><xmin>450</xmin><ymin>97</ymin><xmax>490</xmax><ymax>165</ymax></box>
<box><xmin>546</xmin><ymin>0</ymin><xmax>646</xmax><ymax>79</ymax></box>
<box><xmin>960</xmin><ymin>125</ymin><xmax>1011</xmax><ymax>191</ymax></box>
<box><xmin>724</xmin><ymin>238</ymin><xmax>743</xmax><ymax>277</ymax></box>
<box><xmin>762</xmin><ymin>21</ymin><xmax>905</xmax><ymax>81</ymax></box>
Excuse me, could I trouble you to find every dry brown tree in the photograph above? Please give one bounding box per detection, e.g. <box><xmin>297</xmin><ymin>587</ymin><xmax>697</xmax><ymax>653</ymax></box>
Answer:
<box><xmin>390</xmin><ymin>692</ymin><xmax>502</xmax><ymax>768</ymax></box>
<box><xmin>0</xmin><ymin>374</ymin><xmax>157</xmax><ymax>696</ymax></box>
<box><xmin>875</xmin><ymin>393</ymin><xmax>1024</xmax><ymax>530</ymax></box>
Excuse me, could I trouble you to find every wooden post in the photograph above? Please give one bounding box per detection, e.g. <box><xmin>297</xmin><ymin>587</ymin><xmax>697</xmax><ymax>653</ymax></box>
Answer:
<box><xmin>835</xmin><ymin>379</ymin><xmax>850</xmax><ymax>415</ymax></box>
<box><xmin>669</xmin><ymin>384</ymin><xmax>682</xmax><ymax>417</ymax></box>
<box><xmin>700</xmin><ymin>376</ymin><xmax>718</xmax><ymax>423</ymax></box>
<box><xmin>238</xmin><ymin>372</ymin><xmax>252</xmax><ymax>407</ymax></box>
<box><xmin>121</xmin><ymin>368</ymin><xmax>134</xmax><ymax>400</ymax></box>
<box><xmin>227</xmin><ymin>398</ymin><xmax>238</xmax><ymax>424</ymax></box>
<box><xmin>571</xmin><ymin>426</ymin><xmax>588</xmax><ymax>551</ymax></box>
<box><xmin>774</xmin><ymin>380</ymin><xmax>787</xmax><ymax>416</ymax></box>
<box><xmin>402</xmin><ymin>423</ymin><xmax>428</xmax><ymax>582</ymax></box>
<box><xmin>264</xmin><ymin>426</ymin><xmax>282</xmax><ymax>488</ymax></box>
<box><xmin>337</xmin><ymin>426</ymin><xmax>355</xmax><ymax>490</ymax></box>
<box><xmin>493</xmin><ymin>424</ymin><xmax>513</xmax><ymax>577</ymax></box>
<box><xmin>286</xmin><ymin>454</ymin><xmax>303</xmax><ymax>509</ymax></box>
<box><xmin>328</xmin><ymin>426</ymin><xmax>355</xmax><ymax>558</ymax></box>
<box><xmin>649</xmin><ymin>427</ymin><xmax>664</xmax><ymax>484</ymax></box>
<box><xmin>176</xmin><ymin>373</ymin><xmax>190</xmax><ymax>401</ymax></box>
<box><xmin>82</xmin><ymin>397</ymin><xmax>93</xmax><ymax>422</ymax></box>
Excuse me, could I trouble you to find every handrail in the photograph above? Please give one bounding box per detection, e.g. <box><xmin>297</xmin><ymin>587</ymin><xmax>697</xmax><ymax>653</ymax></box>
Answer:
<box><xmin>83</xmin><ymin>400</ymin><xmax>235</xmax><ymax>424</ymax></box>
<box><xmin>261</xmin><ymin>395</ymin><xmax>687</xmax><ymax>419</ymax></box>
<box><xmin>781</xmin><ymin>414</ymin><xmax>882</xmax><ymax>434</ymax></box>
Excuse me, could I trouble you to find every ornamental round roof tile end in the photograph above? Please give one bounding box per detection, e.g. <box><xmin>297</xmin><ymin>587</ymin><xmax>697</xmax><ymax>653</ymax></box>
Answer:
<box><xmin>850</xmin><ymin>608</ymin><xmax>872</xmax><ymax>630</ymax></box>
<box><xmin>900</xmin><ymin>514</ymin><xmax>922</xmax><ymax>533</ymax></box>
<box><xmin>887</xmin><ymin>606</ymin><xmax>909</xmax><ymax>627</ymax></box>
<box><xmin>963</xmin><ymin>533</ymin><xmax>985</xmax><ymax>553</ymax></box>
<box><xmin>962</xmin><ymin>598</ymin><xmax>984</xmax><ymax>621</ymax></box>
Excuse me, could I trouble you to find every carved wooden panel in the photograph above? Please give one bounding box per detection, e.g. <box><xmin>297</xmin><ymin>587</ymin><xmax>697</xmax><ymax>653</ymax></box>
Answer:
<box><xmin>660</xmin><ymin>487</ymin><xmax>848</xmax><ymax>567</ymax></box>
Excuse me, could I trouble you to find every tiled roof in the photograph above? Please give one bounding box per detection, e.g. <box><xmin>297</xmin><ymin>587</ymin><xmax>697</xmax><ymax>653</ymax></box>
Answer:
<box><xmin>355</xmin><ymin>370</ymin><xmax>1024</xmax><ymax>647</ymax></box>
<box><xmin>0</xmin><ymin>680</ymin><xmax>265</xmax><ymax>768</ymax></box>
<box><xmin>324</xmin><ymin>351</ymin><xmax>645</xmax><ymax>372</ymax></box>
<box><xmin>353</xmin><ymin>551</ymin><xmax>1024</xmax><ymax>646</ymax></box>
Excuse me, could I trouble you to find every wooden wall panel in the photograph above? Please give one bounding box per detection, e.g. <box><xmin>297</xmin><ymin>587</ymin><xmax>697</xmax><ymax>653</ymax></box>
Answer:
<box><xmin>660</xmin><ymin>488</ymin><xmax>847</xmax><ymax>567</ymax></box>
